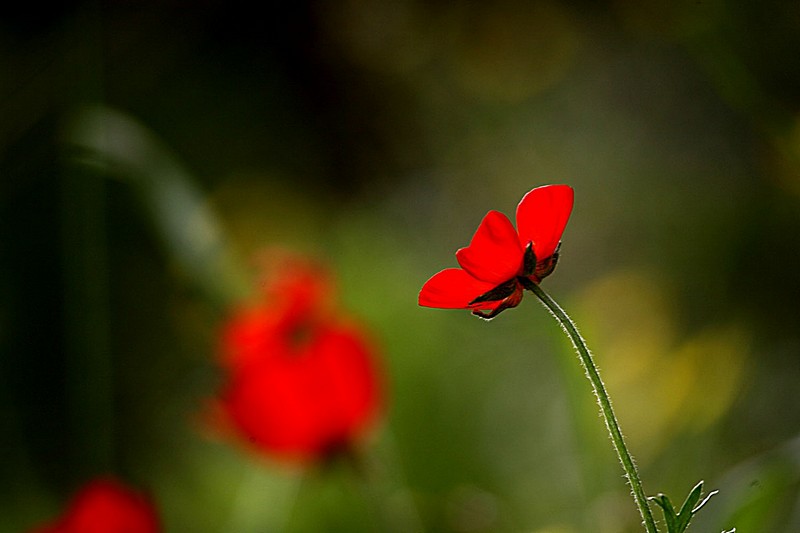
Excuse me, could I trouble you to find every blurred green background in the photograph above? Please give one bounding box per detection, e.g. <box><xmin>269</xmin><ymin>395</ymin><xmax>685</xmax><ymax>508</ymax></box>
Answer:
<box><xmin>2</xmin><ymin>1</ymin><xmax>800</xmax><ymax>532</ymax></box>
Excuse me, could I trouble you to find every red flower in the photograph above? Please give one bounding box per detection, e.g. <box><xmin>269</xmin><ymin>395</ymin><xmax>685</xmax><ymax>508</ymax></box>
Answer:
<box><xmin>419</xmin><ymin>184</ymin><xmax>573</xmax><ymax>319</ymax></box>
<box><xmin>28</xmin><ymin>478</ymin><xmax>160</xmax><ymax>533</ymax></box>
<box><xmin>214</xmin><ymin>255</ymin><xmax>383</xmax><ymax>463</ymax></box>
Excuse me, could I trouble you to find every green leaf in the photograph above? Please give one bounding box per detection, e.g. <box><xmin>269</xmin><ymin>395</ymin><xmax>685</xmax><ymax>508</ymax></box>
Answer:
<box><xmin>678</xmin><ymin>480</ymin><xmax>704</xmax><ymax>516</ymax></box>
<box><xmin>693</xmin><ymin>488</ymin><xmax>719</xmax><ymax>514</ymax></box>
<box><xmin>650</xmin><ymin>481</ymin><xmax>720</xmax><ymax>533</ymax></box>
<box><xmin>675</xmin><ymin>481</ymin><xmax>705</xmax><ymax>532</ymax></box>
<box><xmin>648</xmin><ymin>494</ymin><xmax>678</xmax><ymax>532</ymax></box>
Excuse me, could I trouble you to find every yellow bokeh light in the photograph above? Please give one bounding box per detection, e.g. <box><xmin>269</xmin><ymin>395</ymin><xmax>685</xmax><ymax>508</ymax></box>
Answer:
<box><xmin>573</xmin><ymin>270</ymin><xmax>750</xmax><ymax>460</ymax></box>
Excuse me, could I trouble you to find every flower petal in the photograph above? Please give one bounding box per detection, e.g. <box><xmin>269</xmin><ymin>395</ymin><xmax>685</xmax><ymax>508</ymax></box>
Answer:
<box><xmin>314</xmin><ymin>327</ymin><xmax>382</xmax><ymax>446</ymax></box>
<box><xmin>418</xmin><ymin>268</ymin><xmax>498</xmax><ymax>309</ymax></box>
<box><xmin>30</xmin><ymin>478</ymin><xmax>160</xmax><ymax>533</ymax></box>
<box><xmin>221</xmin><ymin>326</ymin><xmax>381</xmax><ymax>461</ymax></box>
<box><xmin>515</xmin><ymin>184</ymin><xmax>573</xmax><ymax>261</ymax></box>
<box><xmin>455</xmin><ymin>210</ymin><xmax>524</xmax><ymax>283</ymax></box>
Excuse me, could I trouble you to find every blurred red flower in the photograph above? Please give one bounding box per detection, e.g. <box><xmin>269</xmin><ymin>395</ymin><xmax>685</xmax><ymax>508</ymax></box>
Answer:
<box><xmin>419</xmin><ymin>184</ymin><xmax>573</xmax><ymax>319</ymax></box>
<box><xmin>28</xmin><ymin>478</ymin><xmax>160</xmax><ymax>533</ymax></box>
<box><xmin>214</xmin><ymin>254</ymin><xmax>383</xmax><ymax>463</ymax></box>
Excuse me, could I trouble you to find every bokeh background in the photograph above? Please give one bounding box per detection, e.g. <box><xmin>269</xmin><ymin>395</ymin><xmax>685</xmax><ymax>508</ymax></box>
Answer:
<box><xmin>3</xmin><ymin>1</ymin><xmax>800</xmax><ymax>532</ymax></box>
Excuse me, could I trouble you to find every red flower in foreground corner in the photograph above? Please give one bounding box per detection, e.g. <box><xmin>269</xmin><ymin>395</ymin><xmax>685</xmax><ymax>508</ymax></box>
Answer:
<box><xmin>419</xmin><ymin>184</ymin><xmax>573</xmax><ymax>319</ymax></box>
<box><xmin>28</xmin><ymin>478</ymin><xmax>160</xmax><ymax>533</ymax></box>
<box><xmin>214</xmin><ymin>254</ymin><xmax>383</xmax><ymax>463</ymax></box>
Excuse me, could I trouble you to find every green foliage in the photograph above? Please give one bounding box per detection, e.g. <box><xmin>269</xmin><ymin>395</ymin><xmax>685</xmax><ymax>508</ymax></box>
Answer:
<box><xmin>649</xmin><ymin>480</ymin><xmax>720</xmax><ymax>533</ymax></box>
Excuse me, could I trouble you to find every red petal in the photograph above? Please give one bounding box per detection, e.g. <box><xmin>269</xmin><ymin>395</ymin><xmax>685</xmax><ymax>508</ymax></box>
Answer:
<box><xmin>515</xmin><ymin>184</ymin><xmax>573</xmax><ymax>261</ymax></box>
<box><xmin>222</xmin><ymin>358</ymin><xmax>323</xmax><ymax>458</ymax></box>
<box><xmin>31</xmin><ymin>478</ymin><xmax>160</xmax><ymax>533</ymax></box>
<box><xmin>313</xmin><ymin>327</ymin><xmax>381</xmax><ymax>444</ymax></box>
<box><xmin>418</xmin><ymin>268</ymin><xmax>498</xmax><ymax>309</ymax></box>
<box><xmin>220</xmin><ymin>325</ymin><xmax>381</xmax><ymax>461</ymax></box>
<box><xmin>455</xmin><ymin>210</ymin><xmax>524</xmax><ymax>283</ymax></box>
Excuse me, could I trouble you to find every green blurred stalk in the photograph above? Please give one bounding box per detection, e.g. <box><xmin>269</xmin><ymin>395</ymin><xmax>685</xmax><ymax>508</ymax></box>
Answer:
<box><xmin>63</xmin><ymin>106</ymin><xmax>250</xmax><ymax>309</ymax></box>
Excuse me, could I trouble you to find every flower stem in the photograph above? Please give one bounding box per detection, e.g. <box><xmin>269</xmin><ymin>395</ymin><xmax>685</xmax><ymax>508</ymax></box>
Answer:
<box><xmin>528</xmin><ymin>283</ymin><xmax>659</xmax><ymax>533</ymax></box>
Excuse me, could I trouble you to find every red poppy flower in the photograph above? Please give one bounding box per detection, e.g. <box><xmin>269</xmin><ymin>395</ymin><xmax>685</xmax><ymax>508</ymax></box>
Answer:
<box><xmin>419</xmin><ymin>184</ymin><xmax>573</xmax><ymax>319</ymax></box>
<box><xmin>214</xmin><ymin>255</ymin><xmax>383</xmax><ymax>463</ymax></box>
<box><xmin>28</xmin><ymin>478</ymin><xmax>160</xmax><ymax>533</ymax></box>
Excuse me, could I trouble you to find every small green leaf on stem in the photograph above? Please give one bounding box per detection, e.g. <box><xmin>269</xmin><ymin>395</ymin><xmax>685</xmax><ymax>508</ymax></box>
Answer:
<box><xmin>649</xmin><ymin>494</ymin><xmax>678</xmax><ymax>532</ymax></box>
<box><xmin>649</xmin><ymin>481</ymin><xmax>720</xmax><ymax>533</ymax></box>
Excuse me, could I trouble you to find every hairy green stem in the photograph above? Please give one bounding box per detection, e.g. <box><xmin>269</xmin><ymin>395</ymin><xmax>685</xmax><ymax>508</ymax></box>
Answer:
<box><xmin>529</xmin><ymin>283</ymin><xmax>658</xmax><ymax>533</ymax></box>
